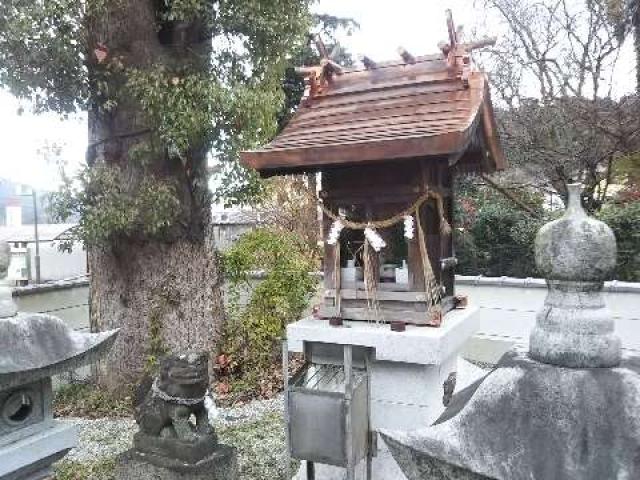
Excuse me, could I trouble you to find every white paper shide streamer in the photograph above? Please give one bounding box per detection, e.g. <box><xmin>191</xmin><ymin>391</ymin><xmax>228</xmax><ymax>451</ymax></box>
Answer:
<box><xmin>204</xmin><ymin>390</ymin><xmax>219</xmax><ymax>426</ymax></box>
<box><xmin>364</xmin><ymin>227</ymin><xmax>386</xmax><ymax>252</ymax></box>
<box><xmin>327</xmin><ymin>219</ymin><xmax>344</xmax><ymax>245</ymax></box>
<box><xmin>403</xmin><ymin>215</ymin><xmax>415</xmax><ymax>240</ymax></box>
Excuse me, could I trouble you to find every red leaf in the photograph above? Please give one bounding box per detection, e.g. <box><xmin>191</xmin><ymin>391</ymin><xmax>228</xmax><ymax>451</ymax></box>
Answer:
<box><xmin>216</xmin><ymin>382</ymin><xmax>231</xmax><ymax>395</ymax></box>
<box><xmin>95</xmin><ymin>43</ymin><xmax>108</xmax><ymax>63</ymax></box>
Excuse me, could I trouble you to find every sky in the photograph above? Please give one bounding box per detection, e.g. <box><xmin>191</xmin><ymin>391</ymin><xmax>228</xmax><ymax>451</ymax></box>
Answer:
<box><xmin>0</xmin><ymin>0</ymin><xmax>636</xmax><ymax>191</ymax></box>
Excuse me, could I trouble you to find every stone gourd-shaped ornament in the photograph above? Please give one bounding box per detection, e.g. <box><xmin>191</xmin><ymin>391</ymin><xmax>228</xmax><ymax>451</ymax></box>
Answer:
<box><xmin>530</xmin><ymin>183</ymin><xmax>621</xmax><ymax>367</ymax></box>
<box><xmin>0</xmin><ymin>242</ymin><xmax>118</xmax><ymax>480</ymax></box>
<box><xmin>115</xmin><ymin>353</ymin><xmax>237</xmax><ymax>480</ymax></box>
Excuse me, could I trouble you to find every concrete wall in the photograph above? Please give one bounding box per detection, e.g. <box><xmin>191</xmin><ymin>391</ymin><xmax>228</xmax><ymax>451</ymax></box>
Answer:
<box><xmin>14</xmin><ymin>283</ymin><xmax>90</xmax><ymax>332</ymax></box>
<box><xmin>8</xmin><ymin>241</ymin><xmax>86</xmax><ymax>284</ymax></box>
<box><xmin>456</xmin><ymin>277</ymin><xmax>640</xmax><ymax>363</ymax></box>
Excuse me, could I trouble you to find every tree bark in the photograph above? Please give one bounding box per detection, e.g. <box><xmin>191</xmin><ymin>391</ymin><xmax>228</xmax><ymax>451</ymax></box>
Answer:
<box><xmin>635</xmin><ymin>20</ymin><xmax>640</xmax><ymax>94</ymax></box>
<box><xmin>90</xmin><ymin>238</ymin><xmax>224</xmax><ymax>389</ymax></box>
<box><xmin>85</xmin><ymin>0</ymin><xmax>223</xmax><ymax>388</ymax></box>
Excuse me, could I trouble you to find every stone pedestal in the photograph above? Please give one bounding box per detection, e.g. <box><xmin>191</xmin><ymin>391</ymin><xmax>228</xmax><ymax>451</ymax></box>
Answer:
<box><xmin>114</xmin><ymin>445</ymin><xmax>237</xmax><ymax>480</ymax></box>
<box><xmin>288</xmin><ymin>308</ymin><xmax>479</xmax><ymax>431</ymax></box>
<box><xmin>287</xmin><ymin>308</ymin><xmax>479</xmax><ymax>479</ymax></box>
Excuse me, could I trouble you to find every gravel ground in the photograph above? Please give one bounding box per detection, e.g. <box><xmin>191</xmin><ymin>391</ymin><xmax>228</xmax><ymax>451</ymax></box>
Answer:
<box><xmin>62</xmin><ymin>395</ymin><xmax>286</xmax><ymax>464</ymax></box>
<box><xmin>215</xmin><ymin>394</ymin><xmax>284</xmax><ymax>427</ymax></box>
<box><xmin>63</xmin><ymin>418</ymin><xmax>137</xmax><ymax>463</ymax></box>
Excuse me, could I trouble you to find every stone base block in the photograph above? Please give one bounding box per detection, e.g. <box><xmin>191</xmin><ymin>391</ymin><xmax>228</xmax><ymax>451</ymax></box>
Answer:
<box><xmin>114</xmin><ymin>445</ymin><xmax>237</xmax><ymax>480</ymax></box>
<box><xmin>133</xmin><ymin>432</ymin><xmax>218</xmax><ymax>465</ymax></box>
<box><xmin>0</xmin><ymin>421</ymin><xmax>76</xmax><ymax>480</ymax></box>
<box><xmin>288</xmin><ymin>308</ymin><xmax>479</xmax><ymax>366</ymax></box>
<box><xmin>288</xmin><ymin>311</ymin><xmax>477</xmax><ymax>432</ymax></box>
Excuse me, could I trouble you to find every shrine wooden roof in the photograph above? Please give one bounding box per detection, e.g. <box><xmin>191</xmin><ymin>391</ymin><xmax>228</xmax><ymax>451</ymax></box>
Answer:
<box><xmin>241</xmin><ymin>14</ymin><xmax>506</xmax><ymax>177</ymax></box>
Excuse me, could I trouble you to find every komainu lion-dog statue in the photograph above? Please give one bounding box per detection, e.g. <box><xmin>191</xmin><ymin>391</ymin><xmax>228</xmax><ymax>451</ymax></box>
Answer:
<box><xmin>133</xmin><ymin>352</ymin><xmax>218</xmax><ymax>464</ymax></box>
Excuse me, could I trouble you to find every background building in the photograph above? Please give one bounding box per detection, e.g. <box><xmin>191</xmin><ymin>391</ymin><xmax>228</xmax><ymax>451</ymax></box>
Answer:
<box><xmin>0</xmin><ymin>223</ymin><xmax>85</xmax><ymax>285</ymax></box>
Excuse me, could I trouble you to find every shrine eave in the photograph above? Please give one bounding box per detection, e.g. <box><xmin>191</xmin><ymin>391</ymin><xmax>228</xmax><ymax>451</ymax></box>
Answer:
<box><xmin>241</xmin><ymin>72</ymin><xmax>506</xmax><ymax>176</ymax></box>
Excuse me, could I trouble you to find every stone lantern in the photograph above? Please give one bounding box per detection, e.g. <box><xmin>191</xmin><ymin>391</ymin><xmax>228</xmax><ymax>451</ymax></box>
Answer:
<box><xmin>0</xmin><ymin>242</ymin><xmax>118</xmax><ymax>480</ymax></box>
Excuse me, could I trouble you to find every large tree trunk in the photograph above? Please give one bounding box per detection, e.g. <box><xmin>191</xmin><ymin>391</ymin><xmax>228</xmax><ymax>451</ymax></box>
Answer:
<box><xmin>635</xmin><ymin>20</ymin><xmax>640</xmax><ymax>94</ymax></box>
<box><xmin>85</xmin><ymin>1</ymin><xmax>223</xmax><ymax>388</ymax></box>
<box><xmin>90</xmin><ymin>239</ymin><xmax>223</xmax><ymax>389</ymax></box>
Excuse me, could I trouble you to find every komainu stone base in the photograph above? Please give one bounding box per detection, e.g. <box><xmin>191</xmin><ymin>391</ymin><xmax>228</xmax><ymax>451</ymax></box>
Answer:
<box><xmin>114</xmin><ymin>445</ymin><xmax>237</xmax><ymax>480</ymax></box>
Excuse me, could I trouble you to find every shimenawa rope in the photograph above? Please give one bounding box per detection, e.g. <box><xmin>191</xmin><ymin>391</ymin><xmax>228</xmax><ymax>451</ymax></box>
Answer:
<box><xmin>315</xmin><ymin>190</ymin><xmax>449</xmax><ymax>323</ymax></box>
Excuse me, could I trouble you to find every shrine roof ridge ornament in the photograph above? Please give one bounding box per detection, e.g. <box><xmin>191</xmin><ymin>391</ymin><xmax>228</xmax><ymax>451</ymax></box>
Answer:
<box><xmin>240</xmin><ymin>9</ymin><xmax>505</xmax><ymax>176</ymax></box>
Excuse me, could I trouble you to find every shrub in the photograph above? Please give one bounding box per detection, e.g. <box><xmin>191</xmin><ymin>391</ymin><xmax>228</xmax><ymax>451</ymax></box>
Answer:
<box><xmin>598</xmin><ymin>201</ymin><xmax>640</xmax><ymax>282</ymax></box>
<box><xmin>455</xmin><ymin>183</ymin><xmax>546</xmax><ymax>278</ymax></box>
<box><xmin>220</xmin><ymin>229</ymin><xmax>317</xmax><ymax>398</ymax></box>
<box><xmin>455</xmin><ymin>180</ymin><xmax>639</xmax><ymax>282</ymax></box>
<box><xmin>469</xmin><ymin>200</ymin><xmax>544</xmax><ymax>278</ymax></box>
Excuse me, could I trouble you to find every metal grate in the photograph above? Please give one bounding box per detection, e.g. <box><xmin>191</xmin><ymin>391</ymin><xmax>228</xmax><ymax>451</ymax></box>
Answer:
<box><xmin>293</xmin><ymin>363</ymin><xmax>366</xmax><ymax>392</ymax></box>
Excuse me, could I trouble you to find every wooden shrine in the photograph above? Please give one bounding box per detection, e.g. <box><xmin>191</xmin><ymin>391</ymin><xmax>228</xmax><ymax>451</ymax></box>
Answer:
<box><xmin>241</xmin><ymin>11</ymin><xmax>506</xmax><ymax>327</ymax></box>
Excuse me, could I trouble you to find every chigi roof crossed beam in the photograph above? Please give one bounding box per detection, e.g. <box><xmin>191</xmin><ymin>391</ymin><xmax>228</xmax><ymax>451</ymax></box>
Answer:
<box><xmin>241</xmin><ymin>10</ymin><xmax>506</xmax><ymax>176</ymax></box>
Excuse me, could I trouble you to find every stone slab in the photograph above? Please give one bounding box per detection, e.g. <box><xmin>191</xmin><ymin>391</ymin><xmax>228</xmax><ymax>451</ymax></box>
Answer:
<box><xmin>114</xmin><ymin>445</ymin><xmax>237</xmax><ymax>480</ymax></box>
<box><xmin>382</xmin><ymin>350</ymin><xmax>640</xmax><ymax>480</ymax></box>
<box><xmin>2</xmin><ymin>451</ymin><xmax>71</xmax><ymax>480</ymax></box>
<box><xmin>288</xmin><ymin>308</ymin><xmax>479</xmax><ymax>366</ymax></box>
<box><xmin>294</xmin><ymin>435</ymin><xmax>407</xmax><ymax>480</ymax></box>
<box><xmin>0</xmin><ymin>421</ymin><xmax>77</xmax><ymax>479</ymax></box>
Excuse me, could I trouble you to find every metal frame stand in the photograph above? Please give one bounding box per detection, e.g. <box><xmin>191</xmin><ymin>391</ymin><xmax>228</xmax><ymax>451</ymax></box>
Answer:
<box><xmin>283</xmin><ymin>340</ymin><xmax>373</xmax><ymax>480</ymax></box>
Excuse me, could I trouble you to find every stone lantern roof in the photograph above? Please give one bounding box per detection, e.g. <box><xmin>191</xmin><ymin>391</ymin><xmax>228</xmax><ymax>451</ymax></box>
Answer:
<box><xmin>0</xmin><ymin>315</ymin><xmax>118</xmax><ymax>391</ymax></box>
<box><xmin>0</xmin><ymin>241</ymin><xmax>118</xmax><ymax>480</ymax></box>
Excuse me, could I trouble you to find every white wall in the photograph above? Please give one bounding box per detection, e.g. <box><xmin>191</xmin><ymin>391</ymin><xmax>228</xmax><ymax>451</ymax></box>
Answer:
<box><xmin>5</xmin><ymin>205</ymin><xmax>22</xmax><ymax>226</ymax></box>
<box><xmin>28</xmin><ymin>241</ymin><xmax>87</xmax><ymax>282</ymax></box>
<box><xmin>457</xmin><ymin>279</ymin><xmax>640</xmax><ymax>362</ymax></box>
